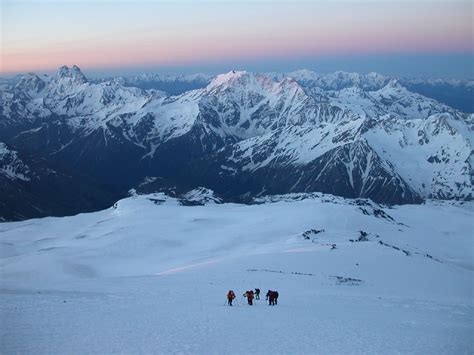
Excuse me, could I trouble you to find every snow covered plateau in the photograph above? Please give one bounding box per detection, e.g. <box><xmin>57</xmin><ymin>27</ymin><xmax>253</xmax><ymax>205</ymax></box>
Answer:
<box><xmin>0</xmin><ymin>193</ymin><xmax>472</xmax><ymax>354</ymax></box>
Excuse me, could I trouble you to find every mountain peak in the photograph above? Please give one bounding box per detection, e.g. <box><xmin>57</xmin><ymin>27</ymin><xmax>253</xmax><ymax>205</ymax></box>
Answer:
<box><xmin>56</xmin><ymin>65</ymin><xmax>88</xmax><ymax>83</ymax></box>
<box><xmin>376</xmin><ymin>79</ymin><xmax>408</xmax><ymax>95</ymax></box>
<box><xmin>287</xmin><ymin>69</ymin><xmax>318</xmax><ymax>81</ymax></box>
<box><xmin>367</xmin><ymin>72</ymin><xmax>386</xmax><ymax>80</ymax></box>
<box><xmin>15</xmin><ymin>72</ymin><xmax>46</xmax><ymax>94</ymax></box>
<box><xmin>208</xmin><ymin>70</ymin><xmax>248</xmax><ymax>88</ymax></box>
<box><xmin>205</xmin><ymin>71</ymin><xmax>281</xmax><ymax>95</ymax></box>
<box><xmin>277</xmin><ymin>76</ymin><xmax>305</xmax><ymax>93</ymax></box>
<box><xmin>387</xmin><ymin>79</ymin><xmax>400</xmax><ymax>87</ymax></box>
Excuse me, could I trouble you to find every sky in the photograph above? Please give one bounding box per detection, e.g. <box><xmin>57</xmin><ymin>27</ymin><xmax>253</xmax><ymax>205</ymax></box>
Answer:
<box><xmin>1</xmin><ymin>0</ymin><xmax>473</xmax><ymax>78</ymax></box>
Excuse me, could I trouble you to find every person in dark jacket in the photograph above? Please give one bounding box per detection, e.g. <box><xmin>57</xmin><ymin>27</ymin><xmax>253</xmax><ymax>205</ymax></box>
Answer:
<box><xmin>266</xmin><ymin>290</ymin><xmax>279</xmax><ymax>306</ymax></box>
<box><xmin>255</xmin><ymin>288</ymin><xmax>260</xmax><ymax>300</ymax></box>
<box><xmin>227</xmin><ymin>290</ymin><xmax>236</xmax><ymax>306</ymax></box>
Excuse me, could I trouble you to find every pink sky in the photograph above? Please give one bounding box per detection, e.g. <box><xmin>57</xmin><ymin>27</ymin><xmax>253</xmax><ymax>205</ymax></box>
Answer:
<box><xmin>1</xmin><ymin>1</ymin><xmax>472</xmax><ymax>74</ymax></box>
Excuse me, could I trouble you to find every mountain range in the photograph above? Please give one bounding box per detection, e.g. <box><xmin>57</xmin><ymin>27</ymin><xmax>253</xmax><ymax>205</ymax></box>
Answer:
<box><xmin>0</xmin><ymin>65</ymin><xmax>472</xmax><ymax>220</ymax></box>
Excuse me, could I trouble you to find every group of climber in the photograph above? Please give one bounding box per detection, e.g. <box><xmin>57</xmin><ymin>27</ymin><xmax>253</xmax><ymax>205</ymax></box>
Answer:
<box><xmin>226</xmin><ymin>288</ymin><xmax>279</xmax><ymax>306</ymax></box>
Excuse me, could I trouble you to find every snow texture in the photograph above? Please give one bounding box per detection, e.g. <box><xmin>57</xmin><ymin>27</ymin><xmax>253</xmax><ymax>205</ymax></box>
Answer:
<box><xmin>0</xmin><ymin>193</ymin><xmax>472</xmax><ymax>354</ymax></box>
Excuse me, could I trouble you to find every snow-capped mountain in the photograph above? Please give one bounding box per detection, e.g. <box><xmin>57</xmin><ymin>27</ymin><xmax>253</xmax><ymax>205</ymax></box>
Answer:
<box><xmin>0</xmin><ymin>65</ymin><xmax>472</xmax><ymax>219</ymax></box>
<box><xmin>271</xmin><ymin>69</ymin><xmax>391</xmax><ymax>92</ymax></box>
<box><xmin>180</xmin><ymin>187</ymin><xmax>223</xmax><ymax>205</ymax></box>
<box><xmin>188</xmin><ymin>110</ymin><xmax>471</xmax><ymax>203</ymax></box>
<box><xmin>330</xmin><ymin>79</ymin><xmax>458</xmax><ymax>120</ymax></box>
<box><xmin>98</xmin><ymin>72</ymin><xmax>213</xmax><ymax>95</ymax></box>
<box><xmin>271</xmin><ymin>69</ymin><xmax>474</xmax><ymax>113</ymax></box>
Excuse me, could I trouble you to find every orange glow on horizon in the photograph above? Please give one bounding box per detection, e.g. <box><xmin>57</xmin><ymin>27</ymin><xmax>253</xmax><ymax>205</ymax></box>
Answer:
<box><xmin>2</xmin><ymin>29</ymin><xmax>472</xmax><ymax>75</ymax></box>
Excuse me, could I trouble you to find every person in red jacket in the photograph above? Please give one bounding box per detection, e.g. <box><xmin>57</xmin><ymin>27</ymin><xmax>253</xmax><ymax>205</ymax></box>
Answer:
<box><xmin>244</xmin><ymin>290</ymin><xmax>254</xmax><ymax>305</ymax></box>
<box><xmin>227</xmin><ymin>290</ymin><xmax>236</xmax><ymax>306</ymax></box>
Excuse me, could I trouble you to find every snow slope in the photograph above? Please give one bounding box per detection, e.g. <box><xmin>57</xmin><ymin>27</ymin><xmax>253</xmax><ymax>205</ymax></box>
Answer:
<box><xmin>0</xmin><ymin>193</ymin><xmax>472</xmax><ymax>354</ymax></box>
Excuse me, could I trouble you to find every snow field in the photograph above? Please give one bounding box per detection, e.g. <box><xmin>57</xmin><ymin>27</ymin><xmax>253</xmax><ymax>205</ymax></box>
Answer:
<box><xmin>0</xmin><ymin>194</ymin><xmax>472</xmax><ymax>354</ymax></box>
